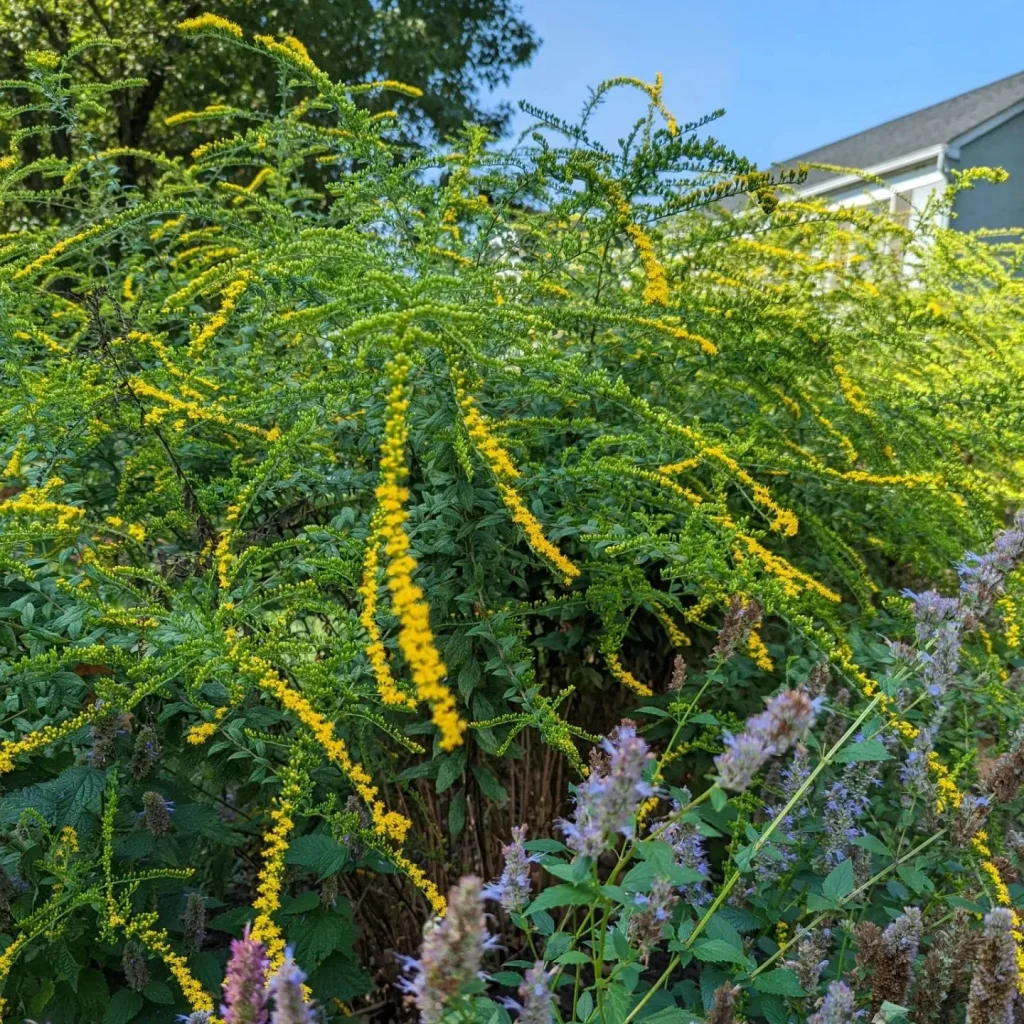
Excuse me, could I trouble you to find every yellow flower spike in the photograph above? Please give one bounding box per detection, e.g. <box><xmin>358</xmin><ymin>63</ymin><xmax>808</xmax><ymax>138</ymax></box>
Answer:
<box><xmin>0</xmin><ymin>708</ymin><xmax>96</xmax><ymax>775</ymax></box>
<box><xmin>358</xmin><ymin>518</ymin><xmax>417</xmax><ymax>709</ymax></box>
<box><xmin>746</xmin><ymin>623</ymin><xmax>774</xmax><ymax>672</ymax></box>
<box><xmin>176</xmin><ymin>13</ymin><xmax>243</xmax><ymax>38</ymax></box>
<box><xmin>376</xmin><ymin>358</ymin><xmax>466</xmax><ymax>750</ymax></box>
<box><xmin>451</xmin><ymin>368</ymin><xmax>579</xmax><ymax>584</ymax></box>
<box><xmin>605</xmin><ymin>651</ymin><xmax>653</xmax><ymax>697</ymax></box>
<box><xmin>123</xmin><ymin>914</ymin><xmax>217</xmax><ymax>1015</ymax></box>
<box><xmin>251</xmin><ymin>768</ymin><xmax>302</xmax><ymax>973</ymax></box>
<box><xmin>186</xmin><ymin>706</ymin><xmax>228</xmax><ymax>745</ymax></box>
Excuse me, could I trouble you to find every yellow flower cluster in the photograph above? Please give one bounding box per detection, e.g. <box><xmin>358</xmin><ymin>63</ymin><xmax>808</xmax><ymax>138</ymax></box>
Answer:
<box><xmin>498</xmin><ymin>485</ymin><xmax>581</xmax><ymax>586</ymax></box>
<box><xmin>0</xmin><ymin>479</ymin><xmax>84</xmax><ymax>531</ymax></box>
<box><xmin>0</xmin><ymin>935</ymin><xmax>29</xmax><ymax>1008</ymax></box>
<box><xmin>604</xmin><ymin>652</ymin><xmax>653</xmax><ymax>697</ymax></box>
<box><xmin>831</xmin><ymin>359</ymin><xmax>874</xmax><ymax>419</ymax></box>
<box><xmin>998</xmin><ymin>594</ymin><xmax>1021</xmax><ymax>651</ymax></box>
<box><xmin>188</xmin><ymin>273</ymin><xmax>251</xmax><ymax>359</ymax></box>
<box><xmin>0</xmin><ymin>708</ymin><xmax>95</xmax><ymax>774</ymax></box>
<box><xmin>600</xmin><ymin>73</ymin><xmax>678</xmax><ymax>136</ymax></box>
<box><xmin>122</xmin><ymin>274</ymin><xmax>136</xmax><ymax>301</ymax></box>
<box><xmin>129</xmin><ymin>377</ymin><xmax>273</xmax><ymax>440</ymax></box>
<box><xmin>392</xmin><ymin>850</ymin><xmax>447</xmax><ymax>916</ymax></box>
<box><xmin>254</xmin><ymin>33</ymin><xmax>329</xmax><ymax>86</ymax></box>
<box><xmin>186</xmin><ymin>706</ymin><xmax>228</xmax><ymax>745</ymax></box>
<box><xmin>746</xmin><ymin>624</ymin><xmax>774</xmax><ymax>672</ymax></box>
<box><xmin>452</xmin><ymin>369</ymin><xmax>579</xmax><ymax>584</ymax></box>
<box><xmin>1</xmin><ymin>441</ymin><xmax>23</xmax><ymax>480</ymax></box>
<box><xmin>240</xmin><ymin>648</ymin><xmax>412</xmax><ymax>843</ymax></box>
<box><xmin>358</xmin><ymin>518</ymin><xmax>417</xmax><ymax>709</ymax></box>
<box><xmin>214</xmin><ymin>531</ymin><xmax>234</xmax><ymax>589</ymax></box>
<box><xmin>605</xmin><ymin>178</ymin><xmax>669</xmax><ymax>305</ymax></box>
<box><xmin>14</xmin><ymin>223</ymin><xmax>103</xmax><ymax>279</ymax></box>
<box><xmin>251</xmin><ymin>767</ymin><xmax>302</xmax><ymax>971</ymax></box>
<box><xmin>124</xmin><ymin>913</ymin><xmax>218</xmax><ymax>1016</ymax></box>
<box><xmin>165</xmin><ymin>104</ymin><xmax>235</xmax><ymax>128</ymax></box>
<box><xmin>457</xmin><ymin>384</ymin><xmax>520</xmax><ymax>479</ymax></box>
<box><xmin>176</xmin><ymin>12</ymin><xmax>243</xmax><ymax>38</ymax></box>
<box><xmin>349</xmin><ymin>79</ymin><xmax>425</xmax><ymax>99</ymax></box>
<box><xmin>377</xmin><ymin>358</ymin><xmax>465</xmax><ymax>750</ymax></box>
<box><xmin>704</xmin><ymin>446</ymin><xmax>799</xmax><ymax>537</ymax></box>
<box><xmin>14</xmin><ymin>328</ymin><xmax>68</xmax><ymax>355</ymax></box>
<box><xmin>734</xmin><ymin>533</ymin><xmax>841</xmax><ymax>603</ymax></box>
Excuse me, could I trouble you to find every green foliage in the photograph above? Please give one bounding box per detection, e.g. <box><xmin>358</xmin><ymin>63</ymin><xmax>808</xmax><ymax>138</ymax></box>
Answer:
<box><xmin>0</xmin><ymin>16</ymin><xmax>1023</xmax><ymax>1023</ymax></box>
<box><xmin>0</xmin><ymin>0</ymin><xmax>537</xmax><ymax>190</ymax></box>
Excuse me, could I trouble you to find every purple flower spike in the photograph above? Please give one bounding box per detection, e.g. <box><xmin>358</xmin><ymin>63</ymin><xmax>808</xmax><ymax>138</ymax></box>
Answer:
<box><xmin>557</xmin><ymin>722</ymin><xmax>655</xmax><ymax>857</ymax></box>
<box><xmin>483</xmin><ymin>825</ymin><xmax>540</xmax><ymax>913</ymax></box>
<box><xmin>268</xmin><ymin>946</ymin><xmax>315</xmax><ymax>1024</ymax></box>
<box><xmin>221</xmin><ymin>924</ymin><xmax>269</xmax><ymax>1024</ymax></box>
<box><xmin>808</xmin><ymin>980</ymin><xmax>862</xmax><ymax>1023</ymax></box>
<box><xmin>397</xmin><ymin>876</ymin><xmax>498</xmax><ymax>1023</ymax></box>
<box><xmin>715</xmin><ymin>689</ymin><xmax>820</xmax><ymax>792</ymax></box>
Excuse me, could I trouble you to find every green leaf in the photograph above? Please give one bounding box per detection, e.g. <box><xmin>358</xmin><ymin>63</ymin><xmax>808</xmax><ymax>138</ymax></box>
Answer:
<box><xmin>280</xmin><ymin>890</ymin><xmax>320</xmax><ymax>914</ymax></box>
<box><xmin>555</xmin><ymin>950</ymin><xmax>591</xmax><ymax>965</ymax></box>
<box><xmin>638</xmin><ymin>1010</ymin><xmax>695</xmax><ymax>1024</ymax></box>
<box><xmin>471</xmin><ymin>763</ymin><xmax>508</xmax><ymax>804</ymax></box>
<box><xmin>142</xmin><ymin>981</ymin><xmax>175</xmax><ymax>1004</ymax></box>
<box><xmin>449</xmin><ymin>790</ymin><xmax>467</xmax><ymax>839</ymax></box>
<box><xmin>710</xmin><ymin>786</ymin><xmax>728</xmax><ymax>812</ymax></box>
<box><xmin>853</xmin><ymin>834</ymin><xmax>892</xmax><ymax>857</ymax></box>
<box><xmin>525</xmin><ymin>839</ymin><xmax>568</xmax><ymax>853</ymax></box>
<box><xmin>308</xmin><ymin>951</ymin><xmax>373</xmax><ymax>1003</ymax></box>
<box><xmin>289</xmin><ymin>906</ymin><xmax>359</xmax><ymax>970</ymax></box>
<box><xmin>879</xmin><ymin>1001</ymin><xmax>911</xmax><ymax>1022</ymax></box>
<box><xmin>102</xmin><ymin>989</ymin><xmax>143</xmax><ymax>1024</ymax></box>
<box><xmin>834</xmin><ymin>738</ymin><xmax>892</xmax><ymax>763</ymax></box>
<box><xmin>759</xmin><ymin>995</ymin><xmax>791</xmax><ymax>1024</ymax></box>
<box><xmin>436</xmin><ymin>746</ymin><xmax>468</xmax><ymax>793</ymax></box>
<box><xmin>692</xmin><ymin>939</ymin><xmax>752</xmax><ymax>967</ymax></box>
<box><xmin>896</xmin><ymin>865</ymin><xmax>934</xmax><ymax>894</ymax></box>
<box><xmin>525</xmin><ymin>884</ymin><xmax>595</xmax><ymax>916</ymax></box>
<box><xmin>285</xmin><ymin>833</ymin><xmax>349</xmax><ymax>879</ymax></box>
<box><xmin>576</xmin><ymin>990</ymin><xmax>595</xmax><ymax>1022</ymax></box>
<box><xmin>822</xmin><ymin>858</ymin><xmax>855</xmax><ymax>902</ymax></box>
<box><xmin>752</xmin><ymin>969</ymin><xmax>807</xmax><ymax>996</ymax></box>
<box><xmin>51</xmin><ymin>939</ymin><xmax>79</xmax><ymax>992</ymax></box>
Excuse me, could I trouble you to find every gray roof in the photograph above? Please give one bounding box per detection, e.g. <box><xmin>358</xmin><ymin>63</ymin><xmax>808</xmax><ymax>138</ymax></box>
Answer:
<box><xmin>778</xmin><ymin>70</ymin><xmax>1024</xmax><ymax>190</ymax></box>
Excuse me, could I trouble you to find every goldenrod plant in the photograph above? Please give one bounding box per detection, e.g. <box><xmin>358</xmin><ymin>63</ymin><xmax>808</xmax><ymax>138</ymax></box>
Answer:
<box><xmin>1</xmin><ymin>19</ymin><xmax>1023</xmax><ymax>1022</ymax></box>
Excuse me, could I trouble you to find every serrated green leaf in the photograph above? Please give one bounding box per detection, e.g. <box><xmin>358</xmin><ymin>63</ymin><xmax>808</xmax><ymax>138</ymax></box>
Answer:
<box><xmin>822</xmin><ymin>858</ymin><xmax>855</xmax><ymax>902</ymax></box>
<box><xmin>285</xmin><ymin>833</ymin><xmax>349</xmax><ymax>879</ymax></box>
<box><xmin>752</xmin><ymin>968</ymin><xmax>806</xmax><ymax>996</ymax></box>
<box><xmin>102</xmin><ymin>989</ymin><xmax>143</xmax><ymax>1024</ymax></box>
<box><xmin>834</xmin><ymin>738</ymin><xmax>892</xmax><ymax>763</ymax></box>
<box><xmin>525</xmin><ymin>884</ymin><xmax>595</xmax><ymax>915</ymax></box>
<box><xmin>692</xmin><ymin>939</ymin><xmax>752</xmax><ymax>967</ymax></box>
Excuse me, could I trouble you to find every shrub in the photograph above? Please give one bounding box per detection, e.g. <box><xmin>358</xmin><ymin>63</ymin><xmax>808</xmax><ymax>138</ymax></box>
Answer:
<box><xmin>1</xmin><ymin>18</ymin><xmax>1023</xmax><ymax>1023</ymax></box>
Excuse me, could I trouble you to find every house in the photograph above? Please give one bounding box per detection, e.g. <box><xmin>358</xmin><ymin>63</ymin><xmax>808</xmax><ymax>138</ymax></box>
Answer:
<box><xmin>776</xmin><ymin>70</ymin><xmax>1024</xmax><ymax>231</ymax></box>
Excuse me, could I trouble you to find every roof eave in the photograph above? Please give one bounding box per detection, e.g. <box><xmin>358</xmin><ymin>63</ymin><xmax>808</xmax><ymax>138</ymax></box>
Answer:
<box><xmin>791</xmin><ymin>143</ymin><xmax>951</xmax><ymax>199</ymax></box>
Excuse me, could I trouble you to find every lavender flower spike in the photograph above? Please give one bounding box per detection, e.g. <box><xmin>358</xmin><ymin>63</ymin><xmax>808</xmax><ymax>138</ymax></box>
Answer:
<box><xmin>965</xmin><ymin>907</ymin><xmax>1019</xmax><ymax>1024</ymax></box>
<box><xmin>220</xmin><ymin>923</ymin><xmax>269</xmax><ymax>1024</ymax></box>
<box><xmin>397</xmin><ymin>876</ymin><xmax>498</xmax><ymax>1023</ymax></box>
<box><xmin>715</xmin><ymin>688</ymin><xmax>820</xmax><ymax>792</ymax></box>
<box><xmin>268</xmin><ymin>946</ymin><xmax>315</xmax><ymax>1023</ymax></box>
<box><xmin>517</xmin><ymin>961</ymin><xmax>555</xmax><ymax>1024</ymax></box>
<box><xmin>483</xmin><ymin>825</ymin><xmax>540</xmax><ymax>914</ymax></box>
<box><xmin>558</xmin><ymin>722</ymin><xmax>654</xmax><ymax>857</ymax></box>
<box><xmin>808</xmin><ymin>980</ymin><xmax>860</xmax><ymax>1024</ymax></box>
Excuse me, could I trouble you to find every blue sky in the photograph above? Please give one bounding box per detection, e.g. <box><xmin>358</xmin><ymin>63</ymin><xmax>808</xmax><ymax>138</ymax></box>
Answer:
<box><xmin>490</xmin><ymin>0</ymin><xmax>1024</xmax><ymax>167</ymax></box>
